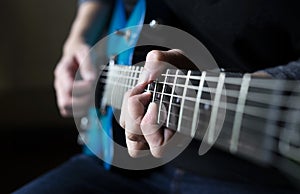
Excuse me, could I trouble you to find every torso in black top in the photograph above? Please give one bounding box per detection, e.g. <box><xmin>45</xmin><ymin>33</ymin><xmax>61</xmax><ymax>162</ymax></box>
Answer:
<box><xmin>163</xmin><ymin>0</ymin><xmax>300</xmax><ymax>72</ymax></box>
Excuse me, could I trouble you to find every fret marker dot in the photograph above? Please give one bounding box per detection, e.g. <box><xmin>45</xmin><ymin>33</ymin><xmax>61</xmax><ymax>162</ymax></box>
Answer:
<box><xmin>204</xmin><ymin>104</ymin><xmax>210</xmax><ymax>110</ymax></box>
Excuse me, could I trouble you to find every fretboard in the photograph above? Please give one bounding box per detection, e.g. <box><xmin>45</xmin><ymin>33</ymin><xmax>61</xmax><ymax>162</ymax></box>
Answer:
<box><xmin>99</xmin><ymin>65</ymin><xmax>300</xmax><ymax>166</ymax></box>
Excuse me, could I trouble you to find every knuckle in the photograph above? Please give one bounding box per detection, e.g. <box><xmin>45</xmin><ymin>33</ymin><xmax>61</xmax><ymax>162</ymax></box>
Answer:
<box><xmin>127</xmin><ymin>133</ymin><xmax>138</xmax><ymax>141</ymax></box>
<box><xmin>54</xmin><ymin>66</ymin><xmax>61</xmax><ymax>78</ymax></box>
<box><xmin>127</xmin><ymin>96</ymin><xmax>138</xmax><ymax>106</ymax></box>
<box><xmin>54</xmin><ymin>59</ymin><xmax>65</xmax><ymax>76</ymax></box>
<box><xmin>146</xmin><ymin>50</ymin><xmax>165</xmax><ymax>61</ymax></box>
<box><xmin>58</xmin><ymin>98</ymin><xmax>72</xmax><ymax>110</ymax></box>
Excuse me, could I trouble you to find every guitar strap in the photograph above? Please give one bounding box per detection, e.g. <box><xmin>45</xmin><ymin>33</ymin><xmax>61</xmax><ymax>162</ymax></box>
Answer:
<box><xmin>83</xmin><ymin>0</ymin><xmax>146</xmax><ymax>170</ymax></box>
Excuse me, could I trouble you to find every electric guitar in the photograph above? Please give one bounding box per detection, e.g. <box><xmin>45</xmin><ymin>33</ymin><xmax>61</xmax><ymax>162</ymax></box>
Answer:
<box><xmin>76</xmin><ymin>0</ymin><xmax>300</xmax><ymax>187</ymax></box>
<box><xmin>99</xmin><ymin>64</ymin><xmax>300</xmax><ymax>185</ymax></box>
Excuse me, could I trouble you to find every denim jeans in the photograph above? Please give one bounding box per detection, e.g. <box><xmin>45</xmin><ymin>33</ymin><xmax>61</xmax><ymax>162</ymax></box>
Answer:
<box><xmin>14</xmin><ymin>154</ymin><xmax>298</xmax><ymax>194</ymax></box>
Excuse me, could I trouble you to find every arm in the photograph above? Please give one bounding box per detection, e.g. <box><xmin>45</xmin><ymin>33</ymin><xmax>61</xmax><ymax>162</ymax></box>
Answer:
<box><xmin>54</xmin><ymin>0</ymin><xmax>111</xmax><ymax>117</ymax></box>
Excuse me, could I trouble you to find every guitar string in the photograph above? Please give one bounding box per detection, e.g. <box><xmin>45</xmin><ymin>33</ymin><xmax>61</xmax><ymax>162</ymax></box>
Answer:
<box><xmin>99</xmin><ymin>65</ymin><xmax>300</xmax><ymax>92</ymax></box>
<box><xmin>99</xmin><ymin>79</ymin><xmax>300</xmax><ymax>114</ymax></box>
<box><xmin>100</xmin><ymin>70</ymin><xmax>300</xmax><ymax>107</ymax></box>
<box><xmin>100</xmin><ymin>76</ymin><xmax>300</xmax><ymax>108</ymax></box>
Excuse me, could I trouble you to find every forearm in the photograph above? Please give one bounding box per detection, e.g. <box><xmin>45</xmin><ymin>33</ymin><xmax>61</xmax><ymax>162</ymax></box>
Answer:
<box><xmin>64</xmin><ymin>0</ymin><xmax>111</xmax><ymax>53</ymax></box>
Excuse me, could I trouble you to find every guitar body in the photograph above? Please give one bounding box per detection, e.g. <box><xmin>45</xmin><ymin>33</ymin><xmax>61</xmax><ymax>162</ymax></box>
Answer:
<box><xmin>82</xmin><ymin>0</ymin><xmax>146</xmax><ymax>170</ymax></box>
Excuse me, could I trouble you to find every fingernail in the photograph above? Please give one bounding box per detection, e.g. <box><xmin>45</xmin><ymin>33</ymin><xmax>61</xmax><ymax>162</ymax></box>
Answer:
<box><xmin>138</xmin><ymin>69</ymin><xmax>150</xmax><ymax>84</ymax></box>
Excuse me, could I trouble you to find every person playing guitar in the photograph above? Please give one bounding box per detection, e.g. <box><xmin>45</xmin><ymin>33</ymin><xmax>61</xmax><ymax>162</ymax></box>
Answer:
<box><xmin>15</xmin><ymin>0</ymin><xmax>300</xmax><ymax>193</ymax></box>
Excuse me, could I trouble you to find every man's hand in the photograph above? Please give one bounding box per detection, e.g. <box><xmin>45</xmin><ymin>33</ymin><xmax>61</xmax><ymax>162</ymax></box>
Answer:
<box><xmin>54</xmin><ymin>38</ymin><xmax>96</xmax><ymax>117</ymax></box>
<box><xmin>53</xmin><ymin>1</ymin><xmax>109</xmax><ymax>117</ymax></box>
<box><xmin>120</xmin><ymin>49</ymin><xmax>191</xmax><ymax>158</ymax></box>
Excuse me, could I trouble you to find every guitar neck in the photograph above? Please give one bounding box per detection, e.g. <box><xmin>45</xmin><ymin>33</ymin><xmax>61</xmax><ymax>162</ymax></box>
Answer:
<box><xmin>100</xmin><ymin>64</ymin><xmax>300</xmax><ymax>165</ymax></box>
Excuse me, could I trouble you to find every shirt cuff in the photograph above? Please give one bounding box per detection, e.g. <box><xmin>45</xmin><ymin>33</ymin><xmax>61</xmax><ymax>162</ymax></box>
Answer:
<box><xmin>263</xmin><ymin>60</ymin><xmax>300</xmax><ymax>80</ymax></box>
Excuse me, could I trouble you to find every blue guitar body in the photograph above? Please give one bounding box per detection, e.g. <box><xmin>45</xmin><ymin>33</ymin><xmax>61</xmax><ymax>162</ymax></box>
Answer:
<box><xmin>82</xmin><ymin>0</ymin><xmax>146</xmax><ymax>170</ymax></box>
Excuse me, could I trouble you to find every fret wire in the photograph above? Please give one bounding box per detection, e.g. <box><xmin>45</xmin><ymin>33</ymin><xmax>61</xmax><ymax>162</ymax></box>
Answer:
<box><xmin>137</xmin><ymin>66</ymin><xmax>143</xmax><ymax>86</ymax></box>
<box><xmin>126</xmin><ymin>67</ymin><xmax>130</xmax><ymax>91</ymax></box>
<box><xmin>230</xmin><ymin>73</ymin><xmax>251</xmax><ymax>153</ymax></box>
<box><xmin>177</xmin><ymin>70</ymin><xmax>191</xmax><ymax>132</ymax></box>
<box><xmin>130</xmin><ymin>66</ymin><xmax>136</xmax><ymax>87</ymax></box>
<box><xmin>166</xmin><ymin>70</ymin><xmax>179</xmax><ymax>128</ymax></box>
<box><xmin>118</xmin><ymin>67</ymin><xmax>123</xmax><ymax>108</ymax></box>
<box><xmin>279</xmin><ymin>91</ymin><xmax>300</xmax><ymax>161</ymax></box>
<box><xmin>137</xmin><ymin>66</ymin><xmax>142</xmax><ymax>86</ymax></box>
<box><xmin>207</xmin><ymin>73</ymin><xmax>225</xmax><ymax>145</ymax></box>
<box><xmin>125</xmin><ymin>66</ymin><xmax>130</xmax><ymax>91</ymax></box>
<box><xmin>219</xmin><ymin>121</ymin><xmax>279</xmax><ymax>156</ymax></box>
<box><xmin>128</xmin><ymin>66</ymin><xmax>134</xmax><ymax>89</ymax></box>
<box><xmin>157</xmin><ymin>69</ymin><xmax>169</xmax><ymax>125</ymax></box>
<box><xmin>152</xmin><ymin>79</ymin><xmax>158</xmax><ymax>102</ymax></box>
<box><xmin>102</xmin><ymin>65</ymin><xmax>114</xmax><ymax>108</ymax></box>
<box><xmin>132</xmin><ymin>66</ymin><xmax>138</xmax><ymax>87</ymax></box>
<box><xmin>120</xmin><ymin>67</ymin><xmax>125</xmax><ymax>107</ymax></box>
<box><xmin>217</xmin><ymin>123</ymin><xmax>281</xmax><ymax>151</ymax></box>
<box><xmin>191</xmin><ymin>71</ymin><xmax>206</xmax><ymax>137</ymax></box>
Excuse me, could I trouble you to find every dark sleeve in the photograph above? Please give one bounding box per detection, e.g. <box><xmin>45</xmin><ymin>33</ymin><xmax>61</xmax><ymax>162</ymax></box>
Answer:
<box><xmin>263</xmin><ymin>59</ymin><xmax>300</xmax><ymax>80</ymax></box>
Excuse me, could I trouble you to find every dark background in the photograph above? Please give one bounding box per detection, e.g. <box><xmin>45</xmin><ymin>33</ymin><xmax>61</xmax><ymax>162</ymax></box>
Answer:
<box><xmin>0</xmin><ymin>1</ymin><xmax>82</xmax><ymax>193</ymax></box>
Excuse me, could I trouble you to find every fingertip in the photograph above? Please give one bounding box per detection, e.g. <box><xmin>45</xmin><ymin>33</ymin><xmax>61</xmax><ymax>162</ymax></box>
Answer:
<box><xmin>151</xmin><ymin>149</ymin><xmax>164</xmax><ymax>158</ymax></box>
<box><xmin>130</xmin><ymin>81</ymin><xmax>149</xmax><ymax>95</ymax></box>
<box><xmin>141</xmin><ymin>102</ymin><xmax>159</xmax><ymax>129</ymax></box>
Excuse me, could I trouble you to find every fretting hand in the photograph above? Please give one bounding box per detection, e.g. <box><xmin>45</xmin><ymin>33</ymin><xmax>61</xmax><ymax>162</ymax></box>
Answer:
<box><xmin>120</xmin><ymin>49</ymin><xmax>192</xmax><ymax>158</ymax></box>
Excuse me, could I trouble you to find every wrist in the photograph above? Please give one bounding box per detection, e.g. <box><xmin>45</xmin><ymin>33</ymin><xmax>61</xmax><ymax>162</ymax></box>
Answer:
<box><xmin>63</xmin><ymin>36</ymin><xmax>88</xmax><ymax>55</ymax></box>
